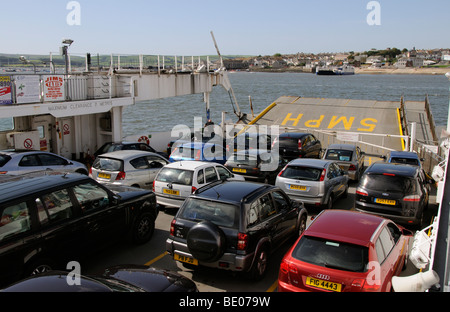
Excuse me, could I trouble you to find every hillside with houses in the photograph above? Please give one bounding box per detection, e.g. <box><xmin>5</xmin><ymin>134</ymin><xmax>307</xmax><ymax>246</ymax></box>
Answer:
<box><xmin>223</xmin><ymin>48</ymin><xmax>450</xmax><ymax>73</ymax></box>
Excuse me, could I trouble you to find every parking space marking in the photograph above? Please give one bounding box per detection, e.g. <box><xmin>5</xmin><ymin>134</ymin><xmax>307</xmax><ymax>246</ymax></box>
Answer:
<box><xmin>145</xmin><ymin>251</ymin><xmax>168</xmax><ymax>266</ymax></box>
<box><xmin>266</xmin><ymin>280</ymin><xmax>278</xmax><ymax>292</ymax></box>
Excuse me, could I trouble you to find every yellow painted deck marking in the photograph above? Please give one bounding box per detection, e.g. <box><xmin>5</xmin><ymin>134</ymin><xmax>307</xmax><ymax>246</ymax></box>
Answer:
<box><xmin>145</xmin><ymin>251</ymin><xmax>168</xmax><ymax>266</ymax></box>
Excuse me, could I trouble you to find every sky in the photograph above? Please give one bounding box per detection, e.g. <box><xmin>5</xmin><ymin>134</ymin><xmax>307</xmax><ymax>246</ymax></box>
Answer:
<box><xmin>2</xmin><ymin>0</ymin><xmax>450</xmax><ymax>57</ymax></box>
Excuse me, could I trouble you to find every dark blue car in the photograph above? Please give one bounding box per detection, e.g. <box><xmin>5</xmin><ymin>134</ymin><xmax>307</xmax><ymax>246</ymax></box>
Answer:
<box><xmin>385</xmin><ymin>151</ymin><xmax>423</xmax><ymax>167</ymax></box>
<box><xmin>169</xmin><ymin>142</ymin><xmax>227</xmax><ymax>164</ymax></box>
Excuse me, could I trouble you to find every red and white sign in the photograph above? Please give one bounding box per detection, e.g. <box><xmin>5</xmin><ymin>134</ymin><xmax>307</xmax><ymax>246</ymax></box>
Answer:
<box><xmin>23</xmin><ymin>138</ymin><xmax>33</xmax><ymax>149</ymax></box>
<box><xmin>43</xmin><ymin>75</ymin><xmax>65</xmax><ymax>102</ymax></box>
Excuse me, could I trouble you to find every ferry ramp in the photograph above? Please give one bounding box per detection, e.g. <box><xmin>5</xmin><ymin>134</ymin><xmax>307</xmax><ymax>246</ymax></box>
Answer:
<box><xmin>240</xmin><ymin>96</ymin><xmax>438</xmax><ymax>166</ymax></box>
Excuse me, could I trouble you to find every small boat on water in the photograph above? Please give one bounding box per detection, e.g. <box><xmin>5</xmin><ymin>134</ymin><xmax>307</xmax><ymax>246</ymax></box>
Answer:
<box><xmin>316</xmin><ymin>63</ymin><xmax>355</xmax><ymax>75</ymax></box>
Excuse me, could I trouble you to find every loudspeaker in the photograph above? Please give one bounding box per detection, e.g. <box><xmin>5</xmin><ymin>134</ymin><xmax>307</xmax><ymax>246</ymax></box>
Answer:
<box><xmin>392</xmin><ymin>270</ymin><xmax>439</xmax><ymax>292</ymax></box>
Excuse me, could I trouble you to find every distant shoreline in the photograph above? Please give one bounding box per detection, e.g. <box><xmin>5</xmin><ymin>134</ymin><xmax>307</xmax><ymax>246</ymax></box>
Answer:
<box><xmin>248</xmin><ymin>67</ymin><xmax>450</xmax><ymax>76</ymax></box>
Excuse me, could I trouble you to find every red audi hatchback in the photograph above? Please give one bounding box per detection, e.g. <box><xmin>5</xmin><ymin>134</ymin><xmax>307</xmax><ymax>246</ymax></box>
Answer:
<box><xmin>278</xmin><ymin>209</ymin><xmax>413</xmax><ymax>292</ymax></box>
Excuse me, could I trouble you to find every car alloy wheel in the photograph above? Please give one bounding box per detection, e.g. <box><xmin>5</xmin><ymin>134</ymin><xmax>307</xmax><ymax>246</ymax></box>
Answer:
<box><xmin>133</xmin><ymin>212</ymin><xmax>155</xmax><ymax>244</ymax></box>
<box><xmin>31</xmin><ymin>264</ymin><xmax>53</xmax><ymax>275</ymax></box>
<box><xmin>249</xmin><ymin>248</ymin><xmax>268</xmax><ymax>280</ymax></box>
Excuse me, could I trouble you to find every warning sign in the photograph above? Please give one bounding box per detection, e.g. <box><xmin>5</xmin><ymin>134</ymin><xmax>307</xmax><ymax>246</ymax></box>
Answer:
<box><xmin>63</xmin><ymin>124</ymin><xmax>70</xmax><ymax>135</ymax></box>
<box><xmin>24</xmin><ymin>138</ymin><xmax>33</xmax><ymax>149</ymax></box>
<box><xmin>43</xmin><ymin>75</ymin><xmax>65</xmax><ymax>102</ymax></box>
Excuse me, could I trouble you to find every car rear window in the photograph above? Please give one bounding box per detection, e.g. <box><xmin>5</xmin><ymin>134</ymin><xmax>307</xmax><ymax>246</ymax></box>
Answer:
<box><xmin>0</xmin><ymin>154</ymin><xmax>11</xmax><ymax>167</ymax></box>
<box><xmin>280</xmin><ymin>165</ymin><xmax>322</xmax><ymax>181</ymax></box>
<box><xmin>180</xmin><ymin>198</ymin><xmax>238</xmax><ymax>228</ymax></box>
<box><xmin>278</xmin><ymin>137</ymin><xmax>299</xmax><ymax>147</ymax></box>
<box><xmin>92</xmin><ymin>157</ymin><xmax>123</xmax><ymax>171</ymax></box>
<box><xmin>361</xmin><ymin>174</ymin><xmax>415</xmax><ymax>193</ymax></box>
<box><xmin>156</xmin><ymin>168</ymin><xmax>193</xmax><ymax>186</ymax></box>
<box><xmin>292</xmin><ymin>235</ymin><xmax>368</xmax><ymax>272</ymax></box>
<box><xmin>390</xmin><ymin>157</ymin><xmax>419</xmax><ymax>166</ymax></box>
<box><xmin>227</xmin><ymin>154</ymin><xmax>258</xmax><ymax>167</ymax></box>
<box><xmin>325</xmin><ymin>149</ymin><xmax>353</xmax><ymax>162</ymax></box>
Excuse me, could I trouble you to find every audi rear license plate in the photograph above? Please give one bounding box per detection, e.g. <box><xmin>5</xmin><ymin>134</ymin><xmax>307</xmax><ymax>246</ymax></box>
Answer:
<box><xmin>305</xmin><ymin>276</ymin><xmax>342</xmax><ymax>292</ymax></box>
<box><xmin>375</xmin><ymin>198</ymin><xmax>396</xmax><ymax>205</ymax></box>
<box><xmin>163</xmin><ymin>188</ymin><xmax>180</xmax><ymax>196</ymax></box>
<box><xmin>174</xmin><ymin>253</ymin><xmax>198</xmax><ymax>266</ymax></box>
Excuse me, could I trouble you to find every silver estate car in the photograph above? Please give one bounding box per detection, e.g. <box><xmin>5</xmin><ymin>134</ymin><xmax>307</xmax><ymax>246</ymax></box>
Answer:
<box><xmin>322</xmin><ymin>143</ymin><xmax>365</xmax><ymax>181</ymax></box>
<box><xmin>90</xmin><ymin>150</ymin><xmax>169</xmax><ymax>189</ymax></box>
<box><xmin>275</xmin><ymin>158</ymin><xmax>349</xmax><ymax>209</ymax></box>
<box><xmin>0</xmin><ymin>150</ymin><xmax>88</xmax><ymax>175</ymax></box>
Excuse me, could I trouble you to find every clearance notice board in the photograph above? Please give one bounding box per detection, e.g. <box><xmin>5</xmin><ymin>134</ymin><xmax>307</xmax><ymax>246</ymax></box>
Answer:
<box><xmin>43</xmin><ymin>75</ymin><xmax>65</xmax><ymax>102</ymax></box>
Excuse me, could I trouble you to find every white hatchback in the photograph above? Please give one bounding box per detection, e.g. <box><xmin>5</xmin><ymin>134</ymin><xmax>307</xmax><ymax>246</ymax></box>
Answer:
<box><xmin>153</xmin><ymin>161</ymin><xmax>245</xmax><ymax>209</ymax></box>
<box><xmin>90</xmin><ymin>150</ymin><xmax>169</xmax><ymax>189</ymax></box>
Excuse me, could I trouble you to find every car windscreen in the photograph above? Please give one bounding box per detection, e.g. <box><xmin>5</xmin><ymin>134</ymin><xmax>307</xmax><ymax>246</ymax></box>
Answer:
<box><xmin>361</xmin><ymin>174</ymin><xmax>415</xmax><ymax>193</ymax></box>
<box><xmin>292</xmin><ymin>235</ymin><xmax>368</xmax><ymax>273</ymax></box>
<box><xmin>226</xmin><ymin>154</ymin><xmax>258</xmax><ymax>167</ymax></box>
<box><xmin>156</xmin><ymin>168</ymin><xmax>193</xmax><ymax>186</ymax></box>
<box><xmin>92</xmin><ymin>157</ymin><xmax>123</xmax><ymax>171</ymax></box>
<box><xmin>325</xmin><ymin>149</ymin><xmax>353</xmax><ymax>162</ymax></box>
<box><xmin>280</xmin><ymin>165</ymin><xmax>322</xmax><ymax>181</ymax></box>
<box><xmin>180</xmin><ymin>198</ymin><xmax>238</xmax><ymax>228</ymax></box>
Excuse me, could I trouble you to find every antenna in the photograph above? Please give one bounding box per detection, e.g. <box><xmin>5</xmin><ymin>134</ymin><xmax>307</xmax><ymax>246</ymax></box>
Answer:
<box><xmin>210</xmin><ymin>31</ymin><xmax>243</xmax><ymax>120</ymax></box>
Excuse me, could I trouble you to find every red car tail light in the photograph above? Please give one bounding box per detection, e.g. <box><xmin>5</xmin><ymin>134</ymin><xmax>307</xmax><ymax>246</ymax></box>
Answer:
<box><xmin>403</xmin><ymin>195</ymin><xmax>420</xmax><ymax>202</ymax></box>
<box><xmin>356</xmin><ymin>188</ymin><xmax>368</xmax><ymax>196</ymax></box>
<box><xmin>170</xmin><ymin>219</ymin><xmax>176</xmax><ymax>236</ymax></box>
<box><xmin>348</xmin><ymin>164</ymin><xmax>356</xmax><ymax>171</ymax></box>
<box><xmin>351</xmin><ymin>278</ymin><xmax>381</xmax><ymax>291</ymax></box>
<box><xmin>298</xmin><ymin>139</ymin><xmax>302</xmax><ymax>151</ymax></box>
<box><xmin>192</xmin><ymin>186</ymin><xmax>197</xmax><ymax>193</ymax></box>
<box><xmin>278</xmin><ymin>165</ymin><xmax>288</xmax><ymax>177</ymax></box>
<box><xmin>152</xmin><ymin>180</ymin><xmax>155</xmax><ymax>192</ymax></box>
<box><xmin>319</xmin><ymin>169</ymin><xmax>326</xmax><ymax>181</ymax></box>
<box><xmin>237</xmin><ymin>232</ymin><xmax>248</xmax><ymax>250</ymax></box>
<box><xmin>116</xmin><ymin>171</ymin><xmax>126</xmax><ymax>180</ymax></box>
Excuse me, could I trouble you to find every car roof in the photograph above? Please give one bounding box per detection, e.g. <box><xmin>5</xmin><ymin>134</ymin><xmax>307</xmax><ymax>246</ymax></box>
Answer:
<box><xmin>305</xmin><ymin>210</ymin><xmax>385</xmax><ymax>247</ymax></box>
<box><xmin>97</xmin><ymin>150</ymin><xmax>161</xmax><ymax>160</ymax></box>
<box><xmin>193</xmin><ymin>180</ymin><xmax>273</xmax><ymax>204</ymax></box>
<box><xmin>0</xmin><ymin>150</ymin><xmax>54</xmax><ymax>156</ymax></box>
<box><xmin>325</xmin><ymin>144</ymin><xmax>357</xmax><ymax>150</ymax></box>
<box><xmin>163</xmin><ymin>160</ymin><xmax>218</xmax><ymax>170</ymax></box>
<box><xmin>365</xmin><ymin>162</ymin><xmax>418</xmax><ymax>177</ymax></box>
<box><xmin>234</xmin><ymin>149</ymin><xmax>272</xmax><ymax>156</ymax></box>
<box><xmin>388</xmin><ymin>151</ymin><xmax>420</xmax><ymax>159</ymax></box>
<box><xmin>180</xmin><ymin>142</ymin><xmax>221</xmax><ymax>148</ymax></box>
<box><xmin>279</xmin><ymin>132</ymin><xmax>309</xmax><ymax>138</ymax></box>
<box><xmin>0</xmin><ymin>173</ymin><xmax>90</xmax><ymax>204</ymax></box>
<box><xmin>287</xmin><ymin>158</ymin><xmax>331</xmax><ymax>168</ymax></box>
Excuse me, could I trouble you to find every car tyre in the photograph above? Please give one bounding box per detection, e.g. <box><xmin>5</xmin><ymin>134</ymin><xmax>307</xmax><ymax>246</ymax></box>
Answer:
<box><xmin>187</xmin><ymin>221</ymin><xmax>226</xmax><ymax>263</ymax></box>
<box><xmin>132</xmin><ymin>212</ymin><xmax>155</xmax><ymax>244</ymax></box>
<box><xmin>248</xmin><ymin>247</ymin><xmax>268</xmax><ymax>280</ymax></box>
<box><xmin>297</xmin><ymin>214</ymin><xmax>307</xmax><ymax>236</ymax></box>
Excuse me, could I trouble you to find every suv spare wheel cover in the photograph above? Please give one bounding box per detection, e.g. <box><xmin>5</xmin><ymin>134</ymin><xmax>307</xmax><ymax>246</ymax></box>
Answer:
<box><xmin>187</xmin><ymin>221</ymin><xmax>226</xmax><ymax>263</ymax></box>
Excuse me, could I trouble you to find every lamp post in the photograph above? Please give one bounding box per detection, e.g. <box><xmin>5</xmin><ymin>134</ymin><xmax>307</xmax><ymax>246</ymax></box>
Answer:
<box><xmin>19</xmin><ymin>56</ymin><xmax>36</xmax><ymax>73</ymax></box>
<box><xmin>61</xmin><ymin>38</ymin><xmax>74</xmax><ymax>75</ymax></box>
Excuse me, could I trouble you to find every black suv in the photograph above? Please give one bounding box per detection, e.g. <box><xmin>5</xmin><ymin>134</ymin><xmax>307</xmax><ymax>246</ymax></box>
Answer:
<box><xmin>166</xmin><ymin>180</ymin><xmax>308</xmax><ymax>279</ymax></box>
<box><xmin>273</xmin><ymin>132</ymin><xmax>322</xmax><ymax>160</ymax></box>
<box><xmin>0</xmin><ymin>172</ymin><xmax>157</xmax><ymax>287</ymax></box>
<box><xmin>355</xmin><ymin>162</ymin><xmax>432</xmax><ymax>227</ymax></box>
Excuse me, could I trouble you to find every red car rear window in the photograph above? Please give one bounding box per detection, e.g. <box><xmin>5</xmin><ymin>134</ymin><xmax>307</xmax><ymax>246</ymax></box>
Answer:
<box><xmin>292</xmin><ymin>235</ymin><xmax>369</xmax><ymax>273</ymax></box>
